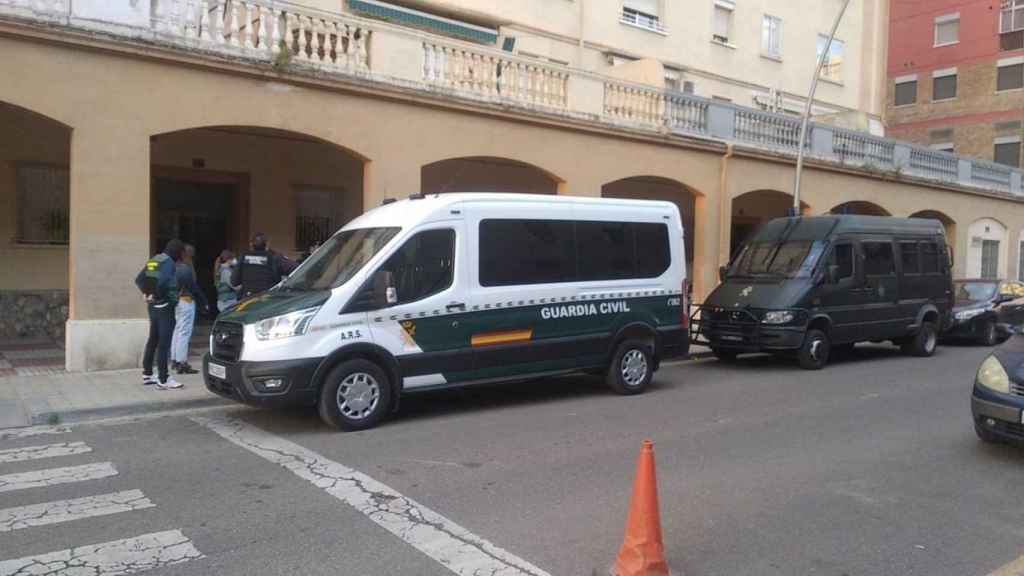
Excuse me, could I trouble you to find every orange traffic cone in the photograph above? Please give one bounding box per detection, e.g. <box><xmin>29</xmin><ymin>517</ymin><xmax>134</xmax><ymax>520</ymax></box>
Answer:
<box><xmin>612</xmin><ymin>439</ymin><xmax>672</xmax><ymax>576</ymax></box>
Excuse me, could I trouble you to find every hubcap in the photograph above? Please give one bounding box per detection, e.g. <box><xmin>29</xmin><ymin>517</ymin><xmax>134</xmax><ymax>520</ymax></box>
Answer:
<box><xmin>810</xmin><ymin>339</ymin><xmax>823</xmax><ymax>361</ymax></box>
<box><xmin>337</xmin><ymin>372</ymin><xmax>380</xmax><ymax>420</ymax></box>
<box><xmin>925</xmin><ymin>330</ymin><xmax>937</xmax><ymax>352</ymax></box>
<box><xmin>621</xmin><ymin>349</ymin><xmax>648</xmax><ymax>387</ymax></box>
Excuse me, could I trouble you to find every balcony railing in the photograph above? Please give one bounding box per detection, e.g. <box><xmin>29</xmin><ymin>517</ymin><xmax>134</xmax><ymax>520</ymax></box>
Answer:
<box><xmin>2</xmin><ymin>0</ymin><xmax>1023</xmax><ymax>196</ymax></box>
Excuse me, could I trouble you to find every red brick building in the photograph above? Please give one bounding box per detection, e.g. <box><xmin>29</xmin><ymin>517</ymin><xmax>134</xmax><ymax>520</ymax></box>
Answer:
<box><xmin>887</xmin><ymin>0</ymin><xmax>1024</xmax><ymax>167</ymax></box>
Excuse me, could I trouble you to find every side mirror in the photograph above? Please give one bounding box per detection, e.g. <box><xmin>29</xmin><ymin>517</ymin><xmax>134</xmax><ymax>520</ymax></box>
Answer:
<box><xmin>719</xmin><ymin>265</ymin><xmax>729</xmax><ymax>281</ymax></box>
<box><xmin>826</xmin><ymin>265</ymin><xmax>840</xmax><ymax>285</ymax></box>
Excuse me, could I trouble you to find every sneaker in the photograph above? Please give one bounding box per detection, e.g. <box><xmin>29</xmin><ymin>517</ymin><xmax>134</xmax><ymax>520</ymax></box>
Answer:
<box><xmin>142</xmin><ymin>374</ymin><xmax>158</xmax><ymax>386</ymax></box>
<box><xmin>156</xmin><ymin>378</ymin><xmax>184</xmax><ymax>390</ymax></box>
<box><xmin>177</xmin><ymin>364</ymin><xmax>198</xmax><ymax>375</ymax></box>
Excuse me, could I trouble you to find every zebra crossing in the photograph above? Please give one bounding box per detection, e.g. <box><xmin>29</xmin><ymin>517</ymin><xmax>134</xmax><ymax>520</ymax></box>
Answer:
<box><xmin>0</xmin><ymin>424</ymin><xmax>204</xmax><ymax>575</ymax></box>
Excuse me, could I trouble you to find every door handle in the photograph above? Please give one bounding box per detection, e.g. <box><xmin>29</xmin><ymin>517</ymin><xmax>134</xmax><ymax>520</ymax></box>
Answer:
<box><xmin>446</xmin><ymin>302</ymin><xmax>466</xmax><ymax>312</ymax></box>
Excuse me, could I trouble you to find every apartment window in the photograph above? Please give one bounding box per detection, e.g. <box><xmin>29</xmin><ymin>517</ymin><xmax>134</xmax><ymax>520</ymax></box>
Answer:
<box><xmin>816</xmin><ymin>34</ymin><xmax>845</xmax><ymax>81</ymax></box>
<box><xmin>894</xmin><ymin>75</ymin><xmax>917</xmax><ymax>106</ymax></box>
<box><xmin>932</xmin><ymin>68</ymin><xmax>958</xmax><ymax>101</ymax></box>
<box><xmin>995</xmin><ymin>136</ymin><xmax>1022</xmax><ymax>167</ymax></box>
<box><xmin>622</xmin><ymin>0</ymin><xmax>664</xmax><ymax>33</ymax></box>
<box><xmin>713</xmin><ymin>0</ymin><xmax>735</xmax><ymax>44</ymax></box>
<box><xmin>934</xmin><ymin>13</ymin><xmax>960</xmax><ymax>46</ymax></box>
<box><xmin>998</xmin><ymin>57</ymin><xmax>1024</xmax><ymax>91</ymax></box>
<box><xmin>1002</xmin><ymin>0</ymin><xmax>1024</xmax><ymax>33</ymax></box>
<box><xmin>16</xmin><ymin>165</ymin><xmax>69</xmax><ymax>245</ymax></box>
<box><xmin>982</xmin><ymin>240</ymin><xmax>1001</xmax><ymax>279</ymax></box>
<box><xmin>762</xmin><ymin>15</ymin><xmax>782</xmax><ymax>59</ymax></box>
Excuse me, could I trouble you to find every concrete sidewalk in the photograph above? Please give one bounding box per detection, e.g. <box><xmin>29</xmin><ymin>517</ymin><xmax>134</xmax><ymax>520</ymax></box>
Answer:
<box><xmin>0</xmin><ymin>368</ymin><xmax>229</xmax><ymax>429</ymax></box>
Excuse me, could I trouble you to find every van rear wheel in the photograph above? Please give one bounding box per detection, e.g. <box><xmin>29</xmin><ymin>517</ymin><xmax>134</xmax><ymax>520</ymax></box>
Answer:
<box><xmin>318</xmin><ymin>359</ymin><xmax>392</xmax><ymax>431</ymax></box>
<box><xmin>902</xmin><ymin>321</ymin><xmax>938</xmax><ymax>357</ymax></box>
<box><xmin>798</xmin><ymin>329</ymin><xmax>830</xmax><ymax>370</ymax></box>
<box><xmin>607</xmin><ymin>340</ymin><xmax>653</xmax><ymax>395</ymax></box>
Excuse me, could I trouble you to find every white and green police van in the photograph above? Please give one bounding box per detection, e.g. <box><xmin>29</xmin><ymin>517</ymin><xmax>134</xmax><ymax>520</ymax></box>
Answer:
<box><xmin>204</xmin><ymin>193</ymin><xmax>689</xmax><ymax>430</ymax></box>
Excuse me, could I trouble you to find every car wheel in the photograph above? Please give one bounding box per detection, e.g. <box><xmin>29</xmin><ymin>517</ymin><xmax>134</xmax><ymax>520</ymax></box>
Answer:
<box><xmin>980</xmin><ymin>319</ymin><xmax>998</xmax><ymax>347</ymax></box>
<box><xmin>798</xmin><ymin>329</ymin><xmax>830</xmax><ymax>370</ymax></box>
<box><xmin>711</xmin><ymin>348</ymin><xmax>738</xmax><ymax>363</ymax></box>
<box><xmin>607</xmin><ymin>340</ymin><xmax>653</xmax><ymax>395</ymax></box>
<box><xmin>975</xmin><ymin>421</ymin><xmax>1003</xmax><ymax>444</ymax></box>
<box><xmin>902</xmin><ymin>321</ymin><xmax>938</xmax><ymax>357</ymax></box>
<box><xmin>318</xmin><ymin>359</ymin><xmax>392</xmax><ymax>431</ymax></box>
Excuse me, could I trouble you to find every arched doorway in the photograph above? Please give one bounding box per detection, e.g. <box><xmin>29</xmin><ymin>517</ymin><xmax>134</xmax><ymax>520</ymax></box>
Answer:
<box><xmin>829</xmin><ymin>201</ymin><xmax>890</xmax><ymax>216</ymax></box>
<box><xmin>731</xmin><ymin>190</ymin><xmax>810</xmax><ymax>258</ymax></box>
<box><xmin>150</xmin><ymin>126</ymin><xmax>366</xmax><ymax>305</ymax></box>
<box><xmin>967</xmin><ymin>217</ymin><xmax>1008</xmax><ymax>279</ymax></box>
<box><xmin>421</xmin><ymin>156</ymin><xmax>561</xmax><ymax>195</ymax></box>
<box><xmin>910</xmin><ymin>209</ymin><xmax>957</xmax><ymax>263</ymax></box>
<box><xmin>0</xmin><ymin>101</ymin><xmax>71</xmax><ymax>345</ymax></box>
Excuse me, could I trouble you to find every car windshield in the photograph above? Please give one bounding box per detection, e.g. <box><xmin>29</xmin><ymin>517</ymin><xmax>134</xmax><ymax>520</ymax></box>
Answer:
<box><xmin>728</xmin><ymin>240</ymin><xmax>826</xmax><ymax>279</ymax></box>
<box><xmin>280</xmin><ymin>227</ymin><xmax>400</xmax><ymax>291</ymax></box>
<box><xmin>956</xmin><ymin>281</ymin><xmax>997</xmax><ymax>302</ymax></box>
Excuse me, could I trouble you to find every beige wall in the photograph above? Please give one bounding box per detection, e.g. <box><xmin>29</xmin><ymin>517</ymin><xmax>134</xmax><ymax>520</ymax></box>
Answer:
<box><xmin>0</xmin><ymin>103</ymin><xmax>70</xmax><ymax>291</ymax></box>
<box><xmin>421</xmin><ymin>157</ymin><xmax>560</xmax><ymax>195</ymax></box>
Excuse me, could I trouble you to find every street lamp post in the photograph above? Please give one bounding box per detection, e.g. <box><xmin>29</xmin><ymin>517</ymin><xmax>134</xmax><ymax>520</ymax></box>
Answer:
<box><xmin>793</xmin><ymin>0</ymin><xmax>852</xmax><ymax>215</ymax></box>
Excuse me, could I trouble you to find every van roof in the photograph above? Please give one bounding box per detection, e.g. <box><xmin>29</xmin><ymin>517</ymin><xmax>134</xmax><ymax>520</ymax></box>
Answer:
<box><xmin>752</xmin><ymin>215</ymin><xmax>945</xmax><ymax>243</ymax></box>
<box><xmin>344</xmin><ymin>193</ymin><xmax>680</xmax><ymax>230</ymax></box>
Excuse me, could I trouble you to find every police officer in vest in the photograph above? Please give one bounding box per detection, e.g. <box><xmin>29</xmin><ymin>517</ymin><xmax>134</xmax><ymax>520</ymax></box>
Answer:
<box><xmin>135</xmin><ymin>239</ymin><xmax>185</xmax><ymax>389</ymax></box>
<box><xmin>232</xmin><ymin>232</ymin><xmax>298</xmax><ymax>298</ymax></box>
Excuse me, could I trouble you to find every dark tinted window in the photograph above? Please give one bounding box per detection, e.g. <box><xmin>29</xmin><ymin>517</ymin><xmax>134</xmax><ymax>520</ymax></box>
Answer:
<box><xmin>998</xmin><ymin>63</ymin><xmax>1024</xmax><ymax>91</ymax></box>
<box><xmin>578</xmin><ymin>221</ymin><xmax>634</xmax><ymax>281</ymax></box>
<box><xmin>933</xmin><ymin>74</ymin><xmax>957</xmax><ymax>100</ymax></box>
<box><xmin>995</xmin><ymin>141</ymin><xmax>1022</xmax><ymax>167</ymax></box>
<box><xmin>895</xmin><ymin>80</ymin><xmax>917</xmax><ymax>106</ymax></box>
<box><xmin>831</xmin><ymin>244</ymin><xmax>854</xmax><ymax>280</ymax></box>
<box><xmin>480</xmin><ymin>220</ymin><xmax>575</xmax><ymax>286</ymax></box>
<box><xmin>636</xmin><ymin>223</ymin><xmax>671</xmax><ymax>278</ymax></box>
<box><xmin>900</xmin><ymin>242</ymin><xmax>920</xmax><ymax>274</ymax></box>
<box><xmin>863</xmin><ymin>241</ymin><xmax>895</xmax><ymax>276</ymax></box>
<box><xmin>378</xmin><ymin>229</ymin><xmax>454</xmax><ymax>304</ymax></box>
<box><xmin>921</xmin><ymin>241</ymin><xmax>940</xmax><ymax>274</ymax></box>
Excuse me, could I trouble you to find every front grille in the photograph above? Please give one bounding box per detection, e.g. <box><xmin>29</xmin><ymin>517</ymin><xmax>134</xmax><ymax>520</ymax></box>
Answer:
<box><xmin>996</xmin><ymin>420</ymin><xmax>1024</xmax><ymax>438</ymax></box>
<box><xmin>211</xmin><ymin>321</ymin><xmax>244</xmax><ymax>362</ymax></box>
<box><xmin>1011</xmin><ymin>382</ymin><xmax>1024</xmax><ymax>397</ymax></box>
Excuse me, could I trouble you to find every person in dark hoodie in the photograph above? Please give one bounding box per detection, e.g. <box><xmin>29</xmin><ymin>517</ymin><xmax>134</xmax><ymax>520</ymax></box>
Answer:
<box><xmin>135</xmin><ymin>239</ymin><xmax>185</xmax><ymax>390</ymax></box>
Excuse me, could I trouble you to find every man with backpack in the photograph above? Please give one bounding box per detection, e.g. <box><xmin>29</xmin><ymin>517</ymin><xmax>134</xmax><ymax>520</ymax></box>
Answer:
<box><xmin>135</xmin><ymin>239</ymin><xmax>185</xmax><ymax>390</ymax></box>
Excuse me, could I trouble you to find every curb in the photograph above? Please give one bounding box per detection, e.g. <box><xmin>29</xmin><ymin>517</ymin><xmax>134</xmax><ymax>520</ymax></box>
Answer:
<box><xmin>29</xmin><ymin>396</ymin><xmax>232</xmax><ymax>426</ymax></box>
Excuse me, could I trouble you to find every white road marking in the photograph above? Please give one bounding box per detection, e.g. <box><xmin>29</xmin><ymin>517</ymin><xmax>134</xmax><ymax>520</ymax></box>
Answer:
<box><xmin>0</xmin><ymin>462</ymin><xmax>118</xmax><ymax>494</ymax></box>
<box><xmin>0</xmin><ymin>441</ymin><xmax>91</xmax><ymax>463</ymax></box>
<box><xmin>988</xmin><ymin>553</ymin><xmax>1024</xmax><ymax>576</ymax></box>
<box><xmin>193</xmin><ymin>415</ymin><xmax>551</xmax><ymax>576</ymax></box>
<box><xmin>0</xmin><ymin>489</ymin><xmax>154</xmax><ymax>532</ymax></box>
<box><xmin>0</xmin><ymin>425</ymin><xmax>71</xmax><ymax>442</ymax></box>
<box><xmin>0</xmin><ymin>529</ymin><xmax>203</xmax><ymax>576</ymax></box>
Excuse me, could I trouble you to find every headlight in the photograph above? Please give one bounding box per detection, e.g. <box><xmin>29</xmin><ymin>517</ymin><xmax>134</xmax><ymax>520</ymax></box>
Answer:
<box><xmin>955</xmin><ymin>308</ymin><xmax>987</xmax><ymax>321</ymax></box>
<box><xmin>977</xmin><ymin>355</ymin><xmax>1011</xmax><ymax>394</ymax></box>
<box><xmin>762</xmin><ymin>310</ymin><xmax>796</xmax><ymax>325</ymax></box>
<box><xmin>254</xmin><ymin>307</ymin><xmax>319</xmax><ymax>341</ymax></box>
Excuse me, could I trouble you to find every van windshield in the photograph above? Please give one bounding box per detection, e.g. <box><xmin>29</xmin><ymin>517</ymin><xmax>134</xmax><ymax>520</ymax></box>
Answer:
<box><xmin>280</xmin><ymin>227</ymin><xmax>400</xmax><ymax>291</ymax></box>
<box><xmin>728</xmin><ymin>240</ymin><xmax>826</xmax><ymax>279</ymax></box>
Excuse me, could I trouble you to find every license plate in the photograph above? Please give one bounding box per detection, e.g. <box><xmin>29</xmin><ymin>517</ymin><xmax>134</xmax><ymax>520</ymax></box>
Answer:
<box><xmin>208</xmin><ymin>362</ymin><xmax>226</xmax><ymax>379</ymax></box>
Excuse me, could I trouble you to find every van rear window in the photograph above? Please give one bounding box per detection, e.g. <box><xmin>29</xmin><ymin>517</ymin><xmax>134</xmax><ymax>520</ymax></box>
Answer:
<box><xmin>479</xmin><ymin>219</ymin><xmax>670</xmax><ymax>287</ymax></box>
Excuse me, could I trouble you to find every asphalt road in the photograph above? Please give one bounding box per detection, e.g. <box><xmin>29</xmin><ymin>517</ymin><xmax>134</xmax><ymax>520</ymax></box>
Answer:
<box><xmin>2</xmin><ymin>342</ymin><xmax>1023</xmax><ymax>576</ymax></box>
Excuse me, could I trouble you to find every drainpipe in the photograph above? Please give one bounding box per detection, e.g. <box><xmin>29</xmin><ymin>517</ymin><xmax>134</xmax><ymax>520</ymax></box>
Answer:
<box><xmin>719</xmin><ymin>143</ymin><xmax>735</xmax><ymax>273</ymax></box>
<box><xmin>793</xmin><ymin>0</ymin><xmax>851</xmax><ymax>214</ymax></box>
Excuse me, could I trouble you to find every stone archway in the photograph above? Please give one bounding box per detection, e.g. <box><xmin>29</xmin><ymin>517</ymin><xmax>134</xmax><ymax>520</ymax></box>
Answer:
<box><xmin>967</xmin><ymin>217</ymin><xmax>1009</xmax><ymax>279</ymax></box>
<box><xmin>421</xmin><ymin>156</ymin><xmax>562</xmax><ymax>195</ymax></box>
<box><xmin>731</xmin><ymin>190</ymin><xmax>810</xmax><ymax>258</ymax></box>
<box><xmin>910</xmin><ymin>209</ymin><xmax>957</xmax><ymax>264</ymax></box>
<box><xmin>830</xmin><ymin>200</ymin><xmax>890</xmax><ymax>216</ymax></box>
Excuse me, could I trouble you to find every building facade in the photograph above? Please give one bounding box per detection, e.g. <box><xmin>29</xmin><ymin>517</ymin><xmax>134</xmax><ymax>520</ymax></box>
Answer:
<box><xmin>887</xmin><ymin>0</ymin><xmax>1024</xmax><ymax>168</ymax></box>
<box><xmin>2</xmin><ymin>0</ymin><xmax>1024</xmax><ymax>372</ymax></box>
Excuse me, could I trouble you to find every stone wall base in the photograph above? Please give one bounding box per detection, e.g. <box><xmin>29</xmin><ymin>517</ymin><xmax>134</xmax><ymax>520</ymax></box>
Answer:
<box><xmin>0</xmin><ymin>290</ymin><xmax>69</xmax><ymax>342</ymax></box>
<box><xmin>66</xmin><ymin>319</ymin><xmax>148</xmax><ymax>372</ymax></box>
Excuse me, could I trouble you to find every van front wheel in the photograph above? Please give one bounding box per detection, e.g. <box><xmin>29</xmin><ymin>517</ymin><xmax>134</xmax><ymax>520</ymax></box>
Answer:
<box><xmin>902</xmin><ymin>321</ymin><xmax>938</xmax><ymax>357</ymax></box>
<box><xmin>798</xmin><ymin>329</ymin><xmax>830</xmax><ymax>370</ymax></box>
<box><xmin>607</xmin><ymin>341</ymin><xmax>653</xmax><ymax>395</ymax></box>
<box><xmin>318</xmin><ymin>359</ymin><xmax>392</xmax><ymax>431</ymax></box>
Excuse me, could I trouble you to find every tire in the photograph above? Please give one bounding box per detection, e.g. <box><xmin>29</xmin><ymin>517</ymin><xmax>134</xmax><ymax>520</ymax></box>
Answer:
<box><xmin>318</xmin><ymin>359</ymin><xmax>392</xmax><ymax>431</ymax></box>
<box><xmin>607</xmin><ymin>340</ymin><xmax>653</xmax><ymax>395</ymax></box>
<box><xmin>979</xmin><ymin>318</ymin><xmax>999</xmax><ymax>347</ymax></box>
<box><xmin>902</xmin><ymin>321</ymin><xmax>938</xmax><ymax>357</ymax></box>
<box><xmin>975</xmin><ymin>421</ymin><xmax>1003</xmax><ymax>444</ymax></box>
<box><xmin>711</xmin><ymin>348</ymin><xmax>738</xmax><ymax>363</ymax></box>
<box><xmin>798</xmin><ymin>329</ymin><xmax>830</xmax><ymax>370</ymax></box>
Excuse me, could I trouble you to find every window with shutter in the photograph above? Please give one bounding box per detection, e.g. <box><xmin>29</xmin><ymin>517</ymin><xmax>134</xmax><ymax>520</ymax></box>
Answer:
<box><xmin>934</xmin><ymin>14</ymin><xmax>960</xmax><ymax>46</ymax></box>
<box><xmin>713</xmin><ymin>4</ymin><xmax>733</xmax><ymax>44</ymax></box>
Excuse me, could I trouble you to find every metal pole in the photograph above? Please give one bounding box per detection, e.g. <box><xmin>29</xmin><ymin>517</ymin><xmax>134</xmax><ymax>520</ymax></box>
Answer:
<box><xmin>793</xmin><ymin>0</ymin><xmax>852</xmax><ymax>214</ymax></box>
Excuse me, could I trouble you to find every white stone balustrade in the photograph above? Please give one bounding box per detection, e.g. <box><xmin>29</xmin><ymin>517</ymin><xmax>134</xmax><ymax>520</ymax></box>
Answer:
<box><xmin>423</xmin><ymin>42</ymin><xmax>569</xmax><ymax>109</ymax></box>
<box><xmin>604</xmin><ymin>81</ymin><xmax>708</xmax><ymax>134</ymax></box>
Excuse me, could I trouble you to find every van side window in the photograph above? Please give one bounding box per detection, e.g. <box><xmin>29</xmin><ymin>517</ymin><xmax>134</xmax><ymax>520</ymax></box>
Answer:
<box><xmin>377</xmin><ymin>229</ymin><xmax>455</xmax><ymax>304</ymax></box>
<box><xmin>635</xmin><ymin>223</ymin><xmax>671</xmax><ymax>278</ymax></box>
<box><xmin>920</xmin><ymin>242</ymin><xmax>940</xmax><ymax>274</ymax></box>
<box><xmin>832</xmin><ymin>244</ymin><xmax>854</xmax><ymax>280</ymax></box>
<box><xmin>480</xmin><ymin>220</ymin><xmax>575</xmax><ymax>286</ymax></box>
<box><xmin>899</xmin><ymin>242</ymin><xmax>920</xmax><ymax>275</ymax></box>
<box><xmin>578</xmin><ymin>222</ymin><xmax>635</xmax><ymax>280</ymax></box>
<box><xmin>862</xmin><ymin>241</ymin><xmax>895</xmax><ymax>276</ymax></box>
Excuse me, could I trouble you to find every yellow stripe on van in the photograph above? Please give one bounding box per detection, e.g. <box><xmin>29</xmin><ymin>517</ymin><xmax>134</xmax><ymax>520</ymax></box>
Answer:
<box><xmin>471</xmin><ymin>329</ymin><xmax>533</xmax><ymax>347</ymax></box>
